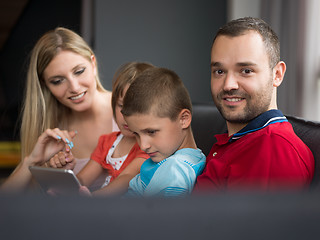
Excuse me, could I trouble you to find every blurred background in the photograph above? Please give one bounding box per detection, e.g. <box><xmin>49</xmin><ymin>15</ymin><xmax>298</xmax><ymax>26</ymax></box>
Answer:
<box><xmin>0</xmin><ymin>0</ymin><xmax>319</xmax><ymax>171</ymax></box>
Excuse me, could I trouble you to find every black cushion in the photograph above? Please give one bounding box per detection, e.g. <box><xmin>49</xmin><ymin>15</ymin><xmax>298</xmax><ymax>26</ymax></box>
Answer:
<box><xmin>192</xmin><ymin>103</ymin><xmax>227</xmax><ymax>156</ymax></box>
<box><xmin>286</xmin><ymin>115</ymin><xmax>320</xmax><ymax>189</ymax></box>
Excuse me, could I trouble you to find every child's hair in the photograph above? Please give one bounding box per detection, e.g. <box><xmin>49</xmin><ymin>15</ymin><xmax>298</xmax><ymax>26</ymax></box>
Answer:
<box><xmin>111</xmin><ymin>62</ymin><xmax>154</xmax><ymax>117</ymax></box>
<box><xmin>122</xmin><ymin>67</ymin><xmax>192</xmax><ymax>121</ymax></box>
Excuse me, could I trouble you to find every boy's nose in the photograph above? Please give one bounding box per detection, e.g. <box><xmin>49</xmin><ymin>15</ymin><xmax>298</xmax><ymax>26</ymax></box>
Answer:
<box><xmin>139</xmin><ymin>138</ymin><xmax>151</xmax><ymax>152</ymax></box>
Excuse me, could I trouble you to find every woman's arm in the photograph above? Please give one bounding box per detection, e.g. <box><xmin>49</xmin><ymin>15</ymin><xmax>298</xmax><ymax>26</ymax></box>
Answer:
<box><xmin>0</xmin><ymin>156</ymin><xmax>37</xmax><ymax>192</ymax></box>
<box><xmin>0</xmin><ymin>128</ymin><xmax>76</xmax><ymax>193</ymax></box>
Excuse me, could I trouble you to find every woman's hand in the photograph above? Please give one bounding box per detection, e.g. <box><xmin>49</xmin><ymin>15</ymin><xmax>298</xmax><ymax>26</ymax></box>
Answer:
<box><xmin>26</xmin><ymin>128</ymin><xmax>76</xmax><ymax>167</ymax></box>
<box><xmin>0</xmin><ymin>128</ymin><xmax>76</xmax><ymax>192</ymax></box>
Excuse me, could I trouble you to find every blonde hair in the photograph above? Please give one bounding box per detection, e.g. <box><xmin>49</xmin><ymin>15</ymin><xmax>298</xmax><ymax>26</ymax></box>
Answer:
<box><xmin>20</xmin><ymin>27</ymin><xmax>106</xmax><ymax>159</ymax></box>
<box><xmin>111</xmin><ymin>62</ymin><xmax>154</xmax><ymax>117</ymax></box>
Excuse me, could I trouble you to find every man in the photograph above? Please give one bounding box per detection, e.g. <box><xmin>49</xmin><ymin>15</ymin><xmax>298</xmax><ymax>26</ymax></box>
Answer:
<box><xmin>195</xmin><ymin>17</ymin><xmax>314</xmax><ymax>191</ymax></box>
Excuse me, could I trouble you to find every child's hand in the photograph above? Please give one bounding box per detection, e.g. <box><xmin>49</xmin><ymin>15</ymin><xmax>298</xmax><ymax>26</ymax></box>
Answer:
<box><xmin>48</xmin><ymin>149</ymin><xmax>76</xmax><ymax>170</ymax></box>
<box><xmin>48</xmin><ymin>186</ymin><xmax>91</xmax><ymax>197</ymax></box>
<box><xmin>79</xmin><ymin>186</ymin><xmax>92</xmax><ymax>197</ymax></box>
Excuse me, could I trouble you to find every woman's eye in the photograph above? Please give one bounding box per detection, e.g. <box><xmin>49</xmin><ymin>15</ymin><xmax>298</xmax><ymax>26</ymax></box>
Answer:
<box><xmin>50</xmin><ymin>79</ymin><xmax>63</xmax><ymax>85</ymax></box>
<box><xmin>75</xmin><ymin>67</ymin><xmax>85</xmax><ymax>75</ymax></box>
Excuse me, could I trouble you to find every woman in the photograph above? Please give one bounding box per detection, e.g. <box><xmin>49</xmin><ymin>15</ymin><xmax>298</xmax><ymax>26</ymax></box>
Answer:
<box><xmin>1</xmin><ymin>27</ymin><xmax>115</xmax><ymax>192</ymax></box>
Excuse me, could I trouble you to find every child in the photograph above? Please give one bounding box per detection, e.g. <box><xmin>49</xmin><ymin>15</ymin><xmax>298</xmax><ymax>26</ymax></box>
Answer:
<box><xmin>51</xmin><ymin>62</ymin><xmax>154</xmax><ymax>195</ymax></box>
<box><xmin>121</xmin><ymin>67</ymin><xmax>206</xmax><ymax>197</ymax></box>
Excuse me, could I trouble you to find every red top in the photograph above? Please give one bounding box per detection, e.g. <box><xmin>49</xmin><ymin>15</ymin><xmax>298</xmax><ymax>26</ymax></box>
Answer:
<box><xmin>195</xmin><ymin>122</ymin><xmax>314</xmax><ymax>192</ymax></box>
<box><xmin>91</xmin><ymin>131</ymin><xmax>149</xmax><ymax>182</ymax></box>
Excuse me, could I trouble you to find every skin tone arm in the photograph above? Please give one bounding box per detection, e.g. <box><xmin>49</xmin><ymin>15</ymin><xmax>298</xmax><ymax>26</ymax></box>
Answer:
<box><xmin>76</xmin><ymin>159</ymin><xmax>106</xmax><ymax>187</ymax></box>
<box><xmin>0</xmin><ymin>129</ymin><xmax>76</xmax><ymax>193</ymax></box>
<box><xmin>79</xmin><ymin>157</ymin><xmax>146</xmax><ymax>197</ymax></box>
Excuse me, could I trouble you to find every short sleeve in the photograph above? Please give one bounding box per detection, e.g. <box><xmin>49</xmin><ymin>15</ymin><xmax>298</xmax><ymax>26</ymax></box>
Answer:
<box><xmin>145</xmin><ymin>158</ymin><xmax>197</xmax><ymax>197</ymax></box>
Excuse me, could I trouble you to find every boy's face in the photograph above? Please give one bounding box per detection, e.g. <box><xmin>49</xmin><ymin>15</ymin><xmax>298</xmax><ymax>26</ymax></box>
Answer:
<box><xmin>124</xmin><ymin>113</ymin><xmax>186</xmax><ymax>163</ymax></box>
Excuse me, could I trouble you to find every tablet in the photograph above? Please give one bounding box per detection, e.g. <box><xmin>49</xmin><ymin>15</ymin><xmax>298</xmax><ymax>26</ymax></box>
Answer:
<box><xmin>29</xmin><ymin>166</ymin><xmax>81</xmax><ymax>195</ymax></box>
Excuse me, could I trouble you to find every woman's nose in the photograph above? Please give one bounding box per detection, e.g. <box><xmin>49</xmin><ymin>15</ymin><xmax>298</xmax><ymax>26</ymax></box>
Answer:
<box><xmin>68</xmin><ymin>78</ymin><xmax>81</xmax><ymax>93</ymax></box>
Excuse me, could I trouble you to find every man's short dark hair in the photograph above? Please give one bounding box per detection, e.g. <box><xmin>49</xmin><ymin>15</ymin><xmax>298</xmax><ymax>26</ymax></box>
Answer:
<box><xmin>213</xmin><ymin>17</ymin><xmax>280</xmax><ymax>68</ymax></box>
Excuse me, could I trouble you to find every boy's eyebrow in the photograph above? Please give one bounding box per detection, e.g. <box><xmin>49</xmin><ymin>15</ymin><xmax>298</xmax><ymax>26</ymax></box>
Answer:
<box><xmin>141</xmin><ymin>128</ymin><xmax>157</xmax><ymax>133</ymax></box>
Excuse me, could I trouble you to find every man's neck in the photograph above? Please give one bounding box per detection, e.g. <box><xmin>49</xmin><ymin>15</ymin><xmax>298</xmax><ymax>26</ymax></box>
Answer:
<box><xmin>226</xmin><ymin>122</ymin><xmax>247</xmax><ymax>137</ymax></box>
<box><xmin>226</xmin><ymin>108</ymin><xmax>280</xmax><ymax>137</ymax></box>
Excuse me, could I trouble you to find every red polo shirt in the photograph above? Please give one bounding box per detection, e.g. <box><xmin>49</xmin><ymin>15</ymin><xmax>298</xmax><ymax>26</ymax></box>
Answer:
<box><xmin>194</xmin><ymin>110</ymin><xmax>314</xmax><ymax>192</ymax></box>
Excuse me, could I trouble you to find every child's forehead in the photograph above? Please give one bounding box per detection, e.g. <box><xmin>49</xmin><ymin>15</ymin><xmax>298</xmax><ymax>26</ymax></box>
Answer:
<box><xmin>125</xmin><ymin>112</ymin><xmax>160</xmax><ymax>120</ymax></box>
<box><xmin>124</xmin><ymin>112</ymin><xmax>174</xmax><ymax>126</ymax></box>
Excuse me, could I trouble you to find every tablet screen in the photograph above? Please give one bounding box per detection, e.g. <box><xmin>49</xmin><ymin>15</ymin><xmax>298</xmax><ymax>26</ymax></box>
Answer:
<box><xmin>29</xmin><ymin>166</ymin><xmax>81</xmax><ymax>195</ymax></box>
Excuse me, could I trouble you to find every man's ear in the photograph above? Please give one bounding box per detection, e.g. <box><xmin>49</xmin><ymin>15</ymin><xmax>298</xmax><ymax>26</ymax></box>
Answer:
<box><xmin>179</xmin><ymin>109</ymin><xmax>192</xmax><ymax>129</ymax></box>
<box><xmin>273</xmin><ymin>61</ymin><xmax>286</xmax><ymax>87</ymax></box>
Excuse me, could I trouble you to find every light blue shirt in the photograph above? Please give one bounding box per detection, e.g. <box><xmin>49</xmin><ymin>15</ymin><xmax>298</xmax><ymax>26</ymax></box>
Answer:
<box><xmin>126</xmin><ymin>148</ymin><xmax>206</xmax><ymax>197</ymax></box>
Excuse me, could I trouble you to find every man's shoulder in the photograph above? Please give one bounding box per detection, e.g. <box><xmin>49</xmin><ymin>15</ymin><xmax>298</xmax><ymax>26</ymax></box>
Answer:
<box><xmin>241</xmin><ymin>121</ymin><xmax>308</xmax><ymax>151</ymax></box>
<box><xmin>264</xmin><ymin>121</ymin><xmax>301</xmax><ymax>141</ymax></box>
<box><xmin>246</xmin><ymin>121</ymin><xmax>294</xmax><ymax>138</ymax></box>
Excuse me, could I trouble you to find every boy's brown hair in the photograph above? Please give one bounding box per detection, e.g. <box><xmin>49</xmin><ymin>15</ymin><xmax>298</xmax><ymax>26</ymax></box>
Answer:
<box><xmin>111</xmin><ymin>62</ymin><xmax>154</xmax><ymax>117</ymax></box>
<box><xmin>122</xmin><ymin>67</ymin><xmax>192</xmax><ymax>121</ymax></box>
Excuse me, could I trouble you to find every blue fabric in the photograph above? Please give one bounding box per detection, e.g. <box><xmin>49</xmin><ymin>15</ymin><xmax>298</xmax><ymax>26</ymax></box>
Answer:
<box><xmin>126</xmin><ymin>148</ymin><xmax>206</xmax><ymax>197</ymax></box>
<box><xmin>230</xmin><ymin>109</ymin><xmax>288</xmax><ymax>142</ymax></box>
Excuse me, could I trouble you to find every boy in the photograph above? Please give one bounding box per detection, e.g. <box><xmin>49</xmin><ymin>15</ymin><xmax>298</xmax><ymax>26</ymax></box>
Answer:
<box><xmin>121</xmin><ymin>67</ymin><xmax>206</xmax><ymax>197</ymax></box>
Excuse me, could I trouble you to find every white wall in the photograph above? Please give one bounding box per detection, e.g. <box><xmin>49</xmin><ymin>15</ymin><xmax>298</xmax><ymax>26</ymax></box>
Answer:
<box><xmin>227</xmin><ymin>0</ymin><xmax>261</xmax><ymax>20</ymax></box>
<box><xmin>301</xmin><ymin>0</ymin><xmax>320</xmax><ymax>121</ymax></box>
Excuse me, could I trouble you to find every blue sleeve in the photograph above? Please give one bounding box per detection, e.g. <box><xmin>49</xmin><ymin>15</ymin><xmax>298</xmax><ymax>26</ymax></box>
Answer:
<box><xmin>125</xmin><ymin>173</ymin><xmax>144</xmax><ymax>197</ymax></box>
<box><xmin>144</xmin><ymin>158</ymin><xmax>197</xmax><ymax>197</ymax></box>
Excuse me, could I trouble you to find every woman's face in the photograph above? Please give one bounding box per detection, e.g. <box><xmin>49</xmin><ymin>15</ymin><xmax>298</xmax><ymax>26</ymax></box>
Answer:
<box><xmin>43</xmin><ymin>50</ymin><xmax>97</xmax><ymax>112</ymax></box>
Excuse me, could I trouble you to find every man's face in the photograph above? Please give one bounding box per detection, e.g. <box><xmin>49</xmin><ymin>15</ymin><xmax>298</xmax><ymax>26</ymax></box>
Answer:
<box><xmin>210</xmin><ymin>31</ymin><xmax>274</xmax><ymax>124</ymax></box>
